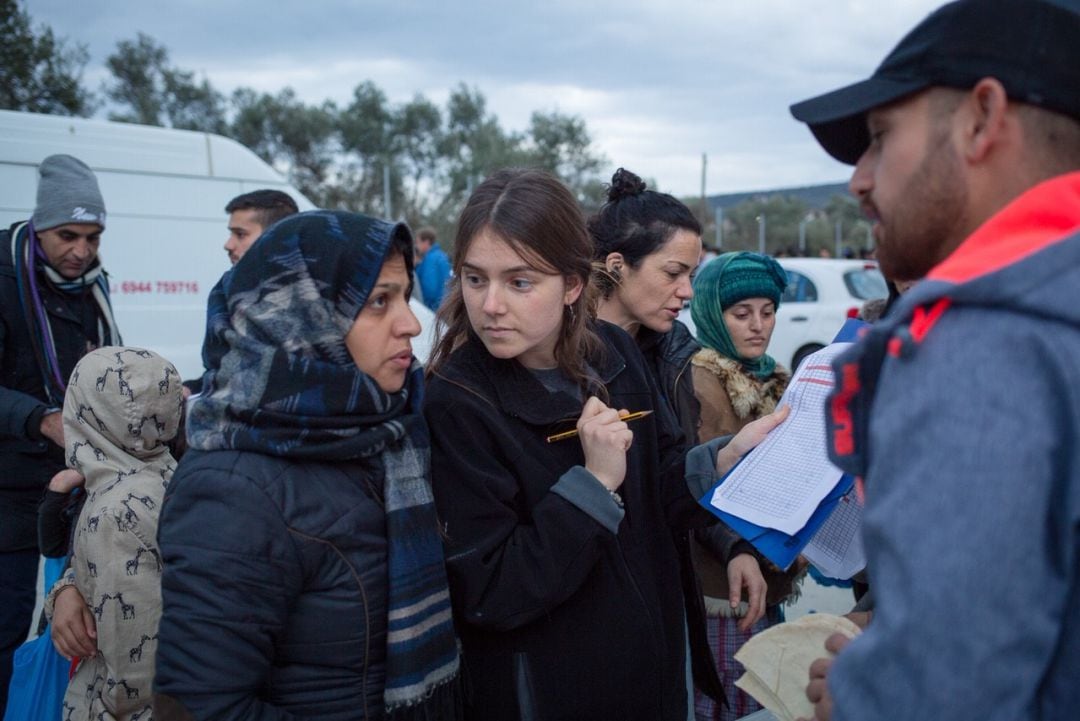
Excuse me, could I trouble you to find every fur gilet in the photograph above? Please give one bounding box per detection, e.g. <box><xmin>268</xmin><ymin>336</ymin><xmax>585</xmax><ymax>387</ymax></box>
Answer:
<box><xmin>691</xmin><ymin>349</ymin><xmax>789</xmax><ymax>440</ymax></box>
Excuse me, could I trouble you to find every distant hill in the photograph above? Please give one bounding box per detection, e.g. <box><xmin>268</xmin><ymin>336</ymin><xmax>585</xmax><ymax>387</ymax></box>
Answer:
<box><xmin>706</xmin><ymin>182</ymin><xmax>848</xmax><ymax>211</ymax></box>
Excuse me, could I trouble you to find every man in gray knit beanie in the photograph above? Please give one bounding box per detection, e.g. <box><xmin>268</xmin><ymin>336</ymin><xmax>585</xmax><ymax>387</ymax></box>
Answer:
<box><xmin>30</xmin><ymin>154</ymin><xmax>107</xmax><ymax>280</ymax></box>
<box><xmin>33</xmin><ymin>154</ymin><xmax>107</xmax><ymax>233</ymax></box>
<box><xmin>0</xmin><ymin>153</ymin><xmax>119</xmax><ymax>715</ymax></box>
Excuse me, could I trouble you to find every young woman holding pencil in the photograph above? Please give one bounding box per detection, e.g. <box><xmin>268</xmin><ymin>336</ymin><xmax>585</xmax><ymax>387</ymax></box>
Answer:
<box><xmin>423</xmin><ymin>168</ymin><xmax>785</xmax><ymax>721</ymax></box>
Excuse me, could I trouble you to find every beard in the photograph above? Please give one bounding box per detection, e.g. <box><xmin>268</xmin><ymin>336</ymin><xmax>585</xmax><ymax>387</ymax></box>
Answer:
<box><xmin>872</xmin><ymin>127</ymin><xmax>969</xmax><ymax>282</ymax></box>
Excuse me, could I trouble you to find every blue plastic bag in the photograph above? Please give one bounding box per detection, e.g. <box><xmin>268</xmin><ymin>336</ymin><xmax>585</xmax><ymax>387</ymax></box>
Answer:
<box><xmin>2</xmin><ymin>557</ymin><xmax>70</xmax><ymax>721</ymax></box>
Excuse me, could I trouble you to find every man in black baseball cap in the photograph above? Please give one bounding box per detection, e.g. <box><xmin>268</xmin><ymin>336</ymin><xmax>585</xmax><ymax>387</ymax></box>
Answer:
<box><xmin>791</xmin><ymin>0</ymin><xmax>1080</xmax><ymax>166</ymax></box>
<box><xmin>786</xmin><ymin>1</ymin><xmax>1080</xmax><ymax>720</ymax></box>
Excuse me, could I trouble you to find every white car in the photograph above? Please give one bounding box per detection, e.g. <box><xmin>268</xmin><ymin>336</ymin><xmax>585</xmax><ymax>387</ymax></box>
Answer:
<box><xmin>679</xmin><ymin>258</ymin><xmax>887</xmax><ymax>372</ymax></box>
<box><xmin>771</xmin><ymin>258</ymin><xmax>886</xmax><ymax>370</ymax></box>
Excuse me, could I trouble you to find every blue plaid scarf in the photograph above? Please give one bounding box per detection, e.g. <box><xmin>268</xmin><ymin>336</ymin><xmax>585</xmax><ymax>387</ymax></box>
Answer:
<box><xmin>187</xmin><ymin>210</ymin><xmax>460</xmax><ymax>719</ymax></box>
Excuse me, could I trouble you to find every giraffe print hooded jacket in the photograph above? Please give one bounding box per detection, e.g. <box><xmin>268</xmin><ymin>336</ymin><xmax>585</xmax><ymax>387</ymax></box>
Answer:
<box><xmin>45</xmin><ymin>346</ymin><xmax>182</xmax><ymax>721</ymax></box>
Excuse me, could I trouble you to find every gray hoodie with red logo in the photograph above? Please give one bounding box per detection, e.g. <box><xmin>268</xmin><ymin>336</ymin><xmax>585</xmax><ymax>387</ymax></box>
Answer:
<box><xmin>825</xmin><ymin>172</ymin><xmax>1080</xmax><ymax>721</ymax></box>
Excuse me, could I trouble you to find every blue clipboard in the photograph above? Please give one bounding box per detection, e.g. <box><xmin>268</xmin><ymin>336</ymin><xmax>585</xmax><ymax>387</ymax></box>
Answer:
<box><xmin>703</xmin><ymin>475</ymin><xmax>855</xmax><ymax>571</ymax></box>
<box><xmin>698</xmin><ymin>318</ymin><xmax>868</xmax><ymax>571</ymax></box>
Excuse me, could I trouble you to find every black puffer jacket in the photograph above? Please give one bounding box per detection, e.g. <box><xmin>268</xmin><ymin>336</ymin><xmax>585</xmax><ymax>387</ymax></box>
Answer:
<box><xmin>155</xmin><ymin>448</ymin><xmax>390</xmax><ymax>720</ymax></box>
<box><xmin>424</xmin><ymin>322</ymin><xmax>717</xmax><ymax>721</ymax></box>
<box><xmin>0</xmin><ymin>222</ymin><xmax>103</xmax><ymax>551</ymax></box>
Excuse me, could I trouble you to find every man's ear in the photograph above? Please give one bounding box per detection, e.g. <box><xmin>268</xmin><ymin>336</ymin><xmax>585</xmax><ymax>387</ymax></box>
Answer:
<box><xmin>962</xmin><ymin>78</ymin><xmax>1010</xmax><ymax>163</ymax></box>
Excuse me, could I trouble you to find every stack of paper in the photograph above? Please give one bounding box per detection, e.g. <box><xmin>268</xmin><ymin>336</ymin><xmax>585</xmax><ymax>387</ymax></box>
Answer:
<box><xmin>708</xmin><ymin>343</ymin><xmax>848</xmax><ymax>536</ymax></box>
<box><xmin>701</xmin><ymin>318</ymin><xmax>869</xmax><ymax>578</ymax></box>
<box><xmin>734</xmin><ymin>614</ymin><xmax>861</xmax><ymax>721</ymax></box>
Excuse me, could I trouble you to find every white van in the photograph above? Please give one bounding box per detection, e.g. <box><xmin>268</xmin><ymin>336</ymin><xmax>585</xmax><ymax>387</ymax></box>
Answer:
<box><xmin>0</xmin><ymin>110</ymin><xmax>436</xmax><ymax>379</ymax></box>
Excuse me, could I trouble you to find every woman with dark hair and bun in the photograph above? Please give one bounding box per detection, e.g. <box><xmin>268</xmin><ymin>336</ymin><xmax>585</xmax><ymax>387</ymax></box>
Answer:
<box><xmin>589</xmin><ymin>168</ymin><xmax>772</xmax><ymax>721</ymax></box>
<box><xmin>424</xmin><ymin>168</ymin><xmax>785</xmax><ymax>721</ymax></box>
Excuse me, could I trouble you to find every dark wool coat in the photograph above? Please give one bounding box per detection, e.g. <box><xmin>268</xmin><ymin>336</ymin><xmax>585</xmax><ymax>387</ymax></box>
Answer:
<box><xmin>635</xmin><ymin>320</ymin><xmax>728</xmax><ymax>704</ymax></box>
<box><xmin>424</xmin><ymin>322</ymin><xmax>716</xmax><ymax>721</ymax></box>
<box><xmin>155</xmin><ymin>449</ymin><xmax>391</xmax><ymax>720</ymax></box>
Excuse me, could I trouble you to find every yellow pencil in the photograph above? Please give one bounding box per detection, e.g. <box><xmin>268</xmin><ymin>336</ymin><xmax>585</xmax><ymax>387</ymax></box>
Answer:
<box><xmin>545</xmin><ymin>410</ymin><xmax>654</xmax><ymax>443</ymax></box>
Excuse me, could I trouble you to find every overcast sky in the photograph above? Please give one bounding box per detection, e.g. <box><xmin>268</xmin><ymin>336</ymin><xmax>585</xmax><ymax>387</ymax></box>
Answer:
<box><xmin>25</xmin><ymin>0</ymin><xmax>944</xmax><ymax>197</ymax></box>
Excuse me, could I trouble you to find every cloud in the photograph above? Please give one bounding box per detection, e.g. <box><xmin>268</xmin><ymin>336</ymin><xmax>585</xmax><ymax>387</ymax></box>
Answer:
<box><xmin>28</xmin><ymin>0</ymin><xmax>942</xmax><ymax>195</ymax></box>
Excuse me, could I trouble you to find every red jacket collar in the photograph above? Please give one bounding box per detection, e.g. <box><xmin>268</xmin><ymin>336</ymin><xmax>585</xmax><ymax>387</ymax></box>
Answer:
<box><xmin>928</xmin><ymin>171</ymin><xmax>1080</xmax><ymax>284</ymax></box>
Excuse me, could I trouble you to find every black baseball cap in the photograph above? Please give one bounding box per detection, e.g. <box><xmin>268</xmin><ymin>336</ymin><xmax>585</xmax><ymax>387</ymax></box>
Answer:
<box><xmin>790</xmin><ymin>0</ymin><xmax>1080</xmax><ymax>164</ymax></box>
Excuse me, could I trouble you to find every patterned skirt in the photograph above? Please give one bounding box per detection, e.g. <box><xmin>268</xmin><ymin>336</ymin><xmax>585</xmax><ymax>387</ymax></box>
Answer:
<box><xmin>694</xmin><ymin>605</ymin><xmax>783</xmax><ymax>721</ymax></box>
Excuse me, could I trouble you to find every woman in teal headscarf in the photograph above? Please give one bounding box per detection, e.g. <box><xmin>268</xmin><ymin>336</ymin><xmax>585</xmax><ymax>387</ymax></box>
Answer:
<box><xmin>691</xmin><ymin>251</ymin><xmax>788</xmax><ymax>399</ymax></box>
<box><xmin>687</xmin><ymin>251</ymin><xmax>804</xmax><ymax>721</ymax></box>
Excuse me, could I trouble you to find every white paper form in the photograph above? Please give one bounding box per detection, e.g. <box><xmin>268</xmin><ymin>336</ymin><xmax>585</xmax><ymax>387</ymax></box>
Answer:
<box><xmin>708</xmin><ymin>344</ymin><xmax>849</xmax><ymax>535</ymax></box>
<box><xmin>802</xmin><ymin>490</ymin><xmax>866</xmax><ymax>580</ymax></box>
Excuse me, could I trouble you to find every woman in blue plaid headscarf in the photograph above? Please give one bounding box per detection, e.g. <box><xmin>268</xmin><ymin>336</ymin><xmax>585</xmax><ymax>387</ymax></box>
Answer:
<box><xmin>688</xmin><ymin>251</ymin><xmax>806</xmax><ymax>721</ymax></box>
<box><xmin>155</xmin><ymin>210</ymin><xmax>461</xmax><ymax>721</ymax></box>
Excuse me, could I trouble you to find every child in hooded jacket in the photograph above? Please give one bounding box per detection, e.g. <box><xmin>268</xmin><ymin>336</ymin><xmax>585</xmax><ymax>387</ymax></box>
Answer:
<box><xmin>44</xmin><ymin>346</ymin><xmax>183</xmax><ymax>721</ymax></box>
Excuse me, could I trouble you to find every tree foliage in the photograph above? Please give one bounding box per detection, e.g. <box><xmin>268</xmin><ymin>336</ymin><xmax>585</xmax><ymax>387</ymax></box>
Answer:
<box><xmin>10</xmin><ymin>9</ymin><xmax>608</xmax><ymax>245</ymax></box>
<box><xmin>335</xmin><ymin>81</ymin><xmax>398</xmax><ymax>215</ymax></box>
<box><xmin>707</xmin><ymin>192</ymin><xmax>874</xmax><ymax>257</ymax></box>
<box><xmin>0</xmin><ymin>0</ymin><xmax>95</xmax><ymax>116</ymax></box>
<box><xmin>393</xmin><ymin>94</ymin><xmax>443</xmax><ymax>218</ymax></box>
<box><xmin>105</xmin><ymin>33</ymin><xmax>227</xmax><ymax>133</ymax></box>
<box><xmin>230</xmin><ymin>87</ymin><xmax>337</xmax><ymax>205</ymax></box>
<box><xmin>200</xmin><ymin>73</ymin><xmax>606</xmax><ymax>239</ymax></box>
<box><xmin>718</xmin><ymin>195</ymin><xmax>810</xmax><ymax>254</ymax></box>
<box><xmin>526</xmin><ymin>110</ymin><xmax>604</xmax><ymax>203</ymax></box>
<box><xmin>11</xmin><ymin>6</ymin><xmax>873</xmax><ymax>260</ymax></box>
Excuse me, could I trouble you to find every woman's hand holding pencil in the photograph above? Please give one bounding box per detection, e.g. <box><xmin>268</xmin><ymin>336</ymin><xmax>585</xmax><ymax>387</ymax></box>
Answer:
<box><xmin>545</xmin><ymin>409</ymin><xmax>653</xmax><ymax>443</ymax></box>
<box><xmin>574</xmin><ymin>397</ymin><xmax>641</xmax><ymax>492</ymax></box>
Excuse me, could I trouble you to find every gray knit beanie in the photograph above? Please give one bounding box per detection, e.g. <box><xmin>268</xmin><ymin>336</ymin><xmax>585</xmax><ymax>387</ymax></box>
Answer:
<box><xmin>33</xmin><ymin>154</ymin><xmax>106</xmax><ymax>231</ymax></box>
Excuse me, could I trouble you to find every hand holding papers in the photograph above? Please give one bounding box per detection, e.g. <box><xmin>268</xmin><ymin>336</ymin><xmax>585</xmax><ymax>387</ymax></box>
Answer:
<box><xmin>700</xmin><ymin>319</ymin><xmax>868</xmax><ymax>577</ymax></box>
<box><xmin>708</xmin><ymin>344</ymin><xmax>850</xmax><ymax>536</ymax></box>
<box><xmin>716</xmin><ymin>405</ymin><xmax>791</xmax><ymax>475</ymax></box>
<box><xmin>734</xmin><ymin>613</ymin><xmax>861</xmax><ymax>721</ymax></box>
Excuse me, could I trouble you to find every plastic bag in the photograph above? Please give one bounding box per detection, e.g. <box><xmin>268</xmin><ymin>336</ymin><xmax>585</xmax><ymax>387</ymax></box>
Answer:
<box><xmin>2</xmin><ymin>557</ymin><xmax>70</xmax><ymax>721</ymax></box>
<box><xmin>2</xmin><ymin>633</ymin><xmax>69</xmax><ymax>721</ymax></box>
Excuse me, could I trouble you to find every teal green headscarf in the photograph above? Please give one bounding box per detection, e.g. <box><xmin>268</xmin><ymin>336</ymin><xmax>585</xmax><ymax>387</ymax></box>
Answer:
<box><xmin>691</xmin><ymin>251</ymin><xmax>787</xmax><ymax>379</ymax></box>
